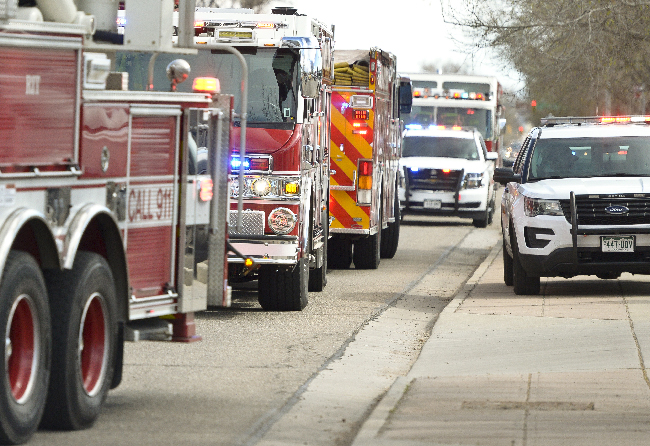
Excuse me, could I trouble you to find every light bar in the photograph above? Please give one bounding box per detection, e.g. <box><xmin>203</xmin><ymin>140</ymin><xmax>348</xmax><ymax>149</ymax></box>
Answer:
<box><xmin>230</xmin><ymin>156</ymin><xmax>271</xmax><ymax>172</ymax></box>
<box><xmin>542</xmin><ymin>116</ymin><xmax>650</xmax><ymax>126</ymax></box>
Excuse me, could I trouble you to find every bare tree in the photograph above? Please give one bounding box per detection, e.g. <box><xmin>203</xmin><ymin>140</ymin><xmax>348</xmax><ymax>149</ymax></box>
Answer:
<box><xmin>442</xmin><ymin>0</ymin><xmax>650</xmax><ymax>117</ymax></box>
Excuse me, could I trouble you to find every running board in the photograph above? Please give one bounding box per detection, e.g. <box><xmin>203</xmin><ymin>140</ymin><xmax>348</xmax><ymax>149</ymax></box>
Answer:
<box><xmin>125</xmin><ymin>318</ymin><xmax>173</xmax><ymax>342</ymax></box>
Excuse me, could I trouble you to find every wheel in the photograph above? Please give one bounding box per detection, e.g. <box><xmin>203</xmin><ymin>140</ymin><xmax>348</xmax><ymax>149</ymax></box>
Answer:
<box><xmin>503</xmin><ymin>240</ymin><xmax>513</xmax><ymax>286</ymax></box>
<box><xmin>327</xmin><ymin>236</ymin><xmax>352</xmax><ymax>269</ymax></box>
<box><xmin>487</xmin><ymin>193</ymin><xmax>496</xmax><ymax>226</ymax></box>
<box><xmin>473</xmin><ymin>209</ymin><xmax>489</xmax><ymax>228</ymax></box>
<box><xmin>0</xmin><ymin>251</ymin><xmax>51</xmax><ymax>445</ymax></box>
<box><xmin>512</xmin><ymin>236</ymin><xmax>540</xmax><ymax>295</ymax></box>
<box><xmin>41</xmin><ymin>251</ymin><xmax>117</xmax><ymax>430</ymax></box>
<box><xmin>353</xmin><ymin>229</ymin><xmax>381</xmax><ymax>270</ymax></box>
<box><xmin>258</xmin><ymin>258</ymin><xmax>308</xmax><ymax>311</ymax></box>
<box><xmin>381</xmin><ymin>190</ymin><xmax>400</xmax><ymax>259</ymax></box>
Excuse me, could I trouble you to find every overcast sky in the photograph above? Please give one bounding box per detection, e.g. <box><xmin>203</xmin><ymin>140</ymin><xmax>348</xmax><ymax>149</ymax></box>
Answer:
<box><xmin>264</xmin><ymin>0</ymin><xmax>519</xmax><ymax>88</ymax></box>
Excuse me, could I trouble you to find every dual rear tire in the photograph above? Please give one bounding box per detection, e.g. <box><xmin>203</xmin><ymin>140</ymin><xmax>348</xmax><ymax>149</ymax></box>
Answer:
<box><xmin>0</xmin><ymin>250</ymin><xmax>118</xmax><ymax>444</ymax></box>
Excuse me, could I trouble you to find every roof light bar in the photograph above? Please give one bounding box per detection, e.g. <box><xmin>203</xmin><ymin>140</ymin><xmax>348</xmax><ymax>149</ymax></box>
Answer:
<box><xmin>542</xmin><ymin>116</ymin><xmax>650</xmax><ymax>126</ymax></box>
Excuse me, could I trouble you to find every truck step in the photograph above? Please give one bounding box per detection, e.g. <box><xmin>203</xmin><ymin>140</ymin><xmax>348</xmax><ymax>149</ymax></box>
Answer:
<box><xmin>125</xmin><ymin>319</ymin><xmax>173</xmax><ymax>342</ymax></box>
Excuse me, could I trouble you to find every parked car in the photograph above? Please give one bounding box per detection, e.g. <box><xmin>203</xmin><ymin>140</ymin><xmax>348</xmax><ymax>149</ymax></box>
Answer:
<box><xmin>399</xmin><ymin>125</ymin><xmax>498</xmax><ymax>227</ymax></box>
<box><xmin>495</xmin><ymin>116</ymin><xmax>650</xmax><ymax>295</ymax></box>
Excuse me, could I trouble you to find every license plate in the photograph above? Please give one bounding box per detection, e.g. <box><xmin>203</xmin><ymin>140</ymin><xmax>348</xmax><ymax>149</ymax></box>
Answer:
<box><xmin>601</xmin><ymin>235</ymin><xmax>635</xmax><ymax>252</ymax></box>
<box><xmin>218</xmin><ymin>30</ymin><xmax>253</xmax><ymax>39</ymax></box>
<box><xmin>423</xmin><ymin>199</ymin><xmax>441</xmax><ymax>209</ymax></box>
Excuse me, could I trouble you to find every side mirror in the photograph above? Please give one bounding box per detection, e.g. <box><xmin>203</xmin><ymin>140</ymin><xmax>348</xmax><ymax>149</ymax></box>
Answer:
<box><xmin>493</xmin><ymin>167</ymin><xmax>521</xmax><ymax>185</ymax></box>
<box><xmin>399</xmin><ymin>78</ymin><xmax>412</xmax><ymax>114</ymax></box>
<box><xmin>485</xmin><ymin>152</ymin><xmax>498</xmax><ymax>162</ymax></box>
<box><xmin>300</xmin><ymin>47</ymin><xmax>322</xmax><ymax>99</ymax></box>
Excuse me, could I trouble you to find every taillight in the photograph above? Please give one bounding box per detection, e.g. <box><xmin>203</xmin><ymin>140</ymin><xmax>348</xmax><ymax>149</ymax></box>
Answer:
<box><xmin>485</xmin><ymin>140</ymin><xmax>493</xmax><ymax>152</ymax></box>
<box><xmin>358</xmin><ymin>160</ymin><xmax>373</xmax><ymax>177</ymax></box>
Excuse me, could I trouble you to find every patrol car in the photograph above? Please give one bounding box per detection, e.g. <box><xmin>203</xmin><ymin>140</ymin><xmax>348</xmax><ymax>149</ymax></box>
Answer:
<box><xmin>399</xmin><ymin>125</ymin><xmax>497</xmax><ymax>227</ymax></box>
<box><xmin>495</xmin><ymin>116</ymin><xmax>650</xmax><ymax>294</ymax></box>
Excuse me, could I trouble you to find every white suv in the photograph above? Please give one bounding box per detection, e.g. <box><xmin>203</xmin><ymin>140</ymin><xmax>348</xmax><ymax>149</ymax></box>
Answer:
<box><xmin>399</xmin><ymin>126</ymin><xmax>498</xmax><ymax>227</ymax></box>
<box><xmin>495</xmin><ymin>116</ymin><xmax>650</xmax><ymax>295</ymax></box>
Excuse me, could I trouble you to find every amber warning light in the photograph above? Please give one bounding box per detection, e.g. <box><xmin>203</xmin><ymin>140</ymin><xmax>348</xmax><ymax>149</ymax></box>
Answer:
<box><xmin>199</xmin><ymin>179</ymin><xmax>213</xmax><ymax>201</ymax></box>
<box><xmin>192</xmin><ymin>77</ymin><xmax>220</xmax><ymax>94</ymax></box>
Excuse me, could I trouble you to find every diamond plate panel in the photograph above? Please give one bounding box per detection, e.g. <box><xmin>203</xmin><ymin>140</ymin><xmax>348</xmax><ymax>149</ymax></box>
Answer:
<box><xmin>229</xmin><ymin>210</ymin><xmax>264</xmax><ymax>235</ymax></box>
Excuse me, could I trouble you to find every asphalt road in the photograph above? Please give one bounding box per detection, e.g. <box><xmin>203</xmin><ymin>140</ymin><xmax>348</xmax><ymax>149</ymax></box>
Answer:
<box><xmin>29</xmin><ymin>212</ymin><xmax>501</xmax><ymax>446</ymax></box>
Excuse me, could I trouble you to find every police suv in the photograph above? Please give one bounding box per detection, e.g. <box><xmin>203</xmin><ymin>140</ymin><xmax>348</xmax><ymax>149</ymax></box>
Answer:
<box><xmin>399</xmin><ymin>125</ymin><xmax>498</xmax><ymax>228</ymax></box>
<box><xmin>495</xmin><ymin>116</ymin><xmax>650</xmax><ymax>294</ymax></box>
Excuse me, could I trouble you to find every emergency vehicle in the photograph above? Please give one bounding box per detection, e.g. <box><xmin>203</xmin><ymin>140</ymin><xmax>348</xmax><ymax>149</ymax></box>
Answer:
<box><xmin>328</xmin><ymin>49</ymin><xmax>411</xmax><ymax>269</ymax></box>
<box><xmin>0</xmin><ymin>1</ymin><xmax>234</xmax><ymax>442</ymax></box>
<box><xmin>406</xmin><ymin>73</ymin><xmax>504</xmax><ymax>155</ymax></box>
<box><xmin>496</xmin><ymin>116</ymin><xmax>650</xmax><ymax>295</ymax></box>
<box><xmin>186</xmin><ymin>7</ymin><xmax>334</xmax><ymax>311</ymax></box>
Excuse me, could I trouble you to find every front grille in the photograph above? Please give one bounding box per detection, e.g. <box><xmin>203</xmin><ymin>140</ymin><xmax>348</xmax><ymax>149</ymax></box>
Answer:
<box><xmin>228</xmin><ymin>210</ymin><xmax>265</xmax><ymax>235</ymax></box>
<box><xmin>559</xmin><ymin>195</ymin><xmax>650</xmax><ymax>226</ymax></box>
<box><xmin>406</xmin><ymin>168</ymin><xmax>463</xmax><ymax>192</ymax></box>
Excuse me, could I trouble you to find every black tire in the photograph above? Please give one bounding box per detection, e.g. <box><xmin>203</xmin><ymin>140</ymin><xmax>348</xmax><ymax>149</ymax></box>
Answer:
<box><xmin>381</xmin><ymin>192</ymin><xmax>400</xmax><ymax>259</ymax></box>
<box><xmin>41</xmin><ymin>251</ymin><xmax>117</xmax><ymax>430</ymax></box>
<box><xmin>327</xmin><ymin>236</ymin><xmax>352</xmax><ymax>269</ymax></box>
<box><xmin>308</xmin><ymin>209</ymin><xmax>328</xmax><ymax>292</ymax></box>
<box><xmin>353</xmin><ymin>230</ymin><xmax>381</xmax><ymax>270</ymax></box>
<box><xmin>258</xmin><ymin>258</ymin><xmax>308</xmax><ymax>311</ymax></box>
<box><xmin>503</xmin><ymin>240</ymin><xmax>513</xmax><ymax>286</ymax></box>
<box><xmin>512</xmin><ymin>236</ymin><xmax>540</xmax><ymax>295</ymax></box>
<box><xmin>0</xmin><ymin>251</ymin><xmax>51</xmax><ymax>445</ymax></box>
<box><xmin>473</xmin><ymin>209</ymin><xmax>489</xmax><ymax>228</ymax></box>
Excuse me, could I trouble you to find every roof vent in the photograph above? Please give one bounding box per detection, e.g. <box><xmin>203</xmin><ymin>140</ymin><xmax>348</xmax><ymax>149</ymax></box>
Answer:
<box><xmin>272</xmin><ymin>7</ymin><xmax>297</xmax><ymax>15</ymax></box>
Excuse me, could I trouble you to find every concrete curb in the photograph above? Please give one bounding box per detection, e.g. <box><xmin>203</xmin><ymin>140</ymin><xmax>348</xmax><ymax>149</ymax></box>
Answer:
<box><xmin>351</xmin><ymin>239</ymin><xmax>502</xmax><ymax>445</ymax></box>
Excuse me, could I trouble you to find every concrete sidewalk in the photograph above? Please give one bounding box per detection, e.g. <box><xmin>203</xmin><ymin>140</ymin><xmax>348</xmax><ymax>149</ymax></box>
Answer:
<box><xmin>353</xmin><ymin>243</ymin><xmax>650</xmax><ymax>446</ymax></box>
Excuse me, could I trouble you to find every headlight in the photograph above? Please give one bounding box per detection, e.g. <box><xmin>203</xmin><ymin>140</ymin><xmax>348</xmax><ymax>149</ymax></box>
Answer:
<box><xmin>251</xmin><ymin>178</ymin><xmax>271</xmax><ymax>196</ymax></box>
<box><xmin>524</xmin><ymin>196</ymin><xmax>564</xmax><ymax>217</ymax></box>
<box><xmin>464</xmin><ymin>172</ymin><xmax>484</xmax><ymax>189</ymax></box>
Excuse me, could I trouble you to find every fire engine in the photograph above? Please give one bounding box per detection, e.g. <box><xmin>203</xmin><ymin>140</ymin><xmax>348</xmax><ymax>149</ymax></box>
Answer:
<box><xmin>186</xmin><ymin>7</ymin><xmax>334</xmax><ymax>311</ymax></box>
<box><xmin>0</xmin><ymin>0</ymin><xmax>234</xmax><ymax>443</ymax></box>
<box><xmin>328</xmin><ymin>49</ymin><xmax>412</xmax><ymax>269</ymax></box>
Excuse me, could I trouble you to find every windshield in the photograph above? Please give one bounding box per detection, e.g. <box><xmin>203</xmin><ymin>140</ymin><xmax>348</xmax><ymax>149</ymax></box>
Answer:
<box><xmin>115</xmin><ymin>47</ymin><xmax>300</xmax><ymax>129</ymax></box>
<box><xmin>528</xmin><ymin>137</ymin><xmax>650</xmax><ymax>180</ymax></box>
<box><xmin>405</xmin><ymin>106</ymin><xmax>492</xmax><ymax>139</ymax></box>
<box><xmin>403</xmin><ymin>136</ymin><xmax>481</xmax><ymax>160</ymax></box>
<box><xmin>437</xmin><ymin>107</ymin><xmax>491</xmax><ymax>138</ymax></box>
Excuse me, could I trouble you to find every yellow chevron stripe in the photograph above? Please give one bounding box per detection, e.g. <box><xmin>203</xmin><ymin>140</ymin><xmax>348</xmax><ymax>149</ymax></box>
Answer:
<box><xmin>329</xmin><ymin>190</ymin><xmax>370</xmax><ymax>230</ymax></box>
<box><xmin>330</xmin><ymin>153</ymin><xmax>356</xmax><ymax>186</ymax></box>
<box><xmin>330</xmin><ymin>106</ymin><xmax>374</xmax><ymax>159</ymax></box>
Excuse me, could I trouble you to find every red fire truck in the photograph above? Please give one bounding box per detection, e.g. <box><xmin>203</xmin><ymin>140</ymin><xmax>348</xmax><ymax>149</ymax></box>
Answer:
<box><xmin>0</xmin><ymin>1</ymin><xmax>233</xmax><ymax>443</ymax></box>
<box><xmin>185</xmin><ymin>7</ymin><xmax>335</xmax><ymax>311</ymax></box>
<box><xmin>328</xmin><ymin>49</ymin><xmax>411</xmax><ymax>269</ymax></box>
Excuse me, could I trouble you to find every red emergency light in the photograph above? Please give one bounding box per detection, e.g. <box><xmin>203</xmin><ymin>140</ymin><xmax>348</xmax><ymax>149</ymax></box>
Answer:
<box><xmin>353</xmin><ymin>110</ymin><xmax>369</xmax><ymax>120</ymax></box>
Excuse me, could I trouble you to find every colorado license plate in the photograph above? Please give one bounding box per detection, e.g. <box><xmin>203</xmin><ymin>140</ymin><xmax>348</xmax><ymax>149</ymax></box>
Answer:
<box><xmin>423</xmin><ymin>199</ymin><xmax>442</xmax><ymax>209</ymax></box>
<box><xmin>601</xmin><ymin>235</ymin><xmax>635</xmax><ymax>252</ymax></box>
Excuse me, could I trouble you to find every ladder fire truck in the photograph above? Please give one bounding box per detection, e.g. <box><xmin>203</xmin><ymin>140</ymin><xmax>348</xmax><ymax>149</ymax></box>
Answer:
<box><xmin>0</xmin><ymin>0</ymin><xmax>234</xmax><ymax>443</ymax></box>
<box><xmin>328</xmin><ymin>49</ymin><xmax>411</xmax><ymax>269</ymax></box>
<box><xmin>181</xmin><ymin>7</ymin><xmax>334</xmax><ymax>311</ymax></box>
